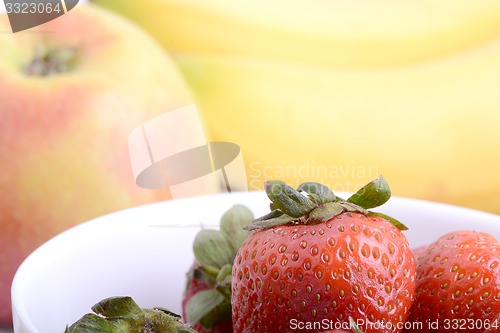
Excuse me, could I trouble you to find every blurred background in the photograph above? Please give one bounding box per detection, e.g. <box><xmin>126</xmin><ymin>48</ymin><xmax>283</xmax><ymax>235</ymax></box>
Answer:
<box><xmin>93</xmin><ymin>0</ymin><xmax>500</xmax><ymax>213</ymax></box>
<box><xmin>1</xmin><ymin>0</ymin><xmax>500</xmax><ymax>331</ymax></box>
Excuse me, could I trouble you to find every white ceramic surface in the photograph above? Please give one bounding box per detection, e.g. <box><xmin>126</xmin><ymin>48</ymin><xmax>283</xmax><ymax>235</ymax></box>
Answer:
<box><xmin>11</xmin><ymin>191</ymin><xmax>500</xmax><ymax>333</ymax></box>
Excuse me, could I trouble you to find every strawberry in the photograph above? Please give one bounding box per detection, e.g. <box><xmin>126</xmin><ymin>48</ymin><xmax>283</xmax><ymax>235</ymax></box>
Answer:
<box><xmin>404</xmin><ymin>230</ymin><xmax>500</xmax><ymax>333</ymax></box>
<box><xmin>182</xmin><ymin>205</ymin><xmax>254</xmax><ymax>332</ymax></box>
<box><xmin>231</xmin><ymin>177</ymin><xmax>416</xmax><ymax>333</ymax></box>
<box><xmin>65</xmin><ymin>296</ymin><xmax>197</xmax><ymax>332</ymax></box>
<box><xmin>182</xmin><ymin>264</ymin><xmax>235</xmax><ymax>333</ymax></box>
<box><xmin>182</xmin><ymin>265</ymin><xmax>219</xmax><ymax>333</ymax></box>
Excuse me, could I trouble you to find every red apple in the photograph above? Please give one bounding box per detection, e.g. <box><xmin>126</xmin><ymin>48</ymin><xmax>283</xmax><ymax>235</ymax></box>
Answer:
<box><xmin>0</xmin><ymin>4</ymin><xmax>203</xmax><ymax>324</ymax></box>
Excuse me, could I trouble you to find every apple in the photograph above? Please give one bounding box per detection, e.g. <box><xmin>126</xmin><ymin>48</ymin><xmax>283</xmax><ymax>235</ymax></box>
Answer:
<box><xmin>0</xmin><ymin>4</ymin><xmax>210</xmax><ymax>324</ymax></box>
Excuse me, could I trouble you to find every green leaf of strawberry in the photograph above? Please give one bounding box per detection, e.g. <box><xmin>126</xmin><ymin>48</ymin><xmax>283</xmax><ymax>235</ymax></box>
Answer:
<box><xmin>185</xmin><ymin>289</ymin><xmax>226</xmax><ymax>326</ymax></box>
<box><xmin>65</xmin><ymin>297</ymin><xmax>196</xmax><ymax>333</ymax></box>
<box><xmin>347</xmin><ymin>175</ymin><xmax>391</xmax><ymax>209</ymax></box>
<box><xmin>216</xmin><ymin>264</ymin><xmax>233</xmax><ymax>293</ymax></box>
<box><xmin>64</xmin><ymin>314</ymin><xmax>113</xmax><ymax>333</ymax></box>
<box><xmin>297</xmin><ymin>182</ymin><xmax>336</xmax><ymax>205</ymax></box>
<box><xmin>265</xmin><ymin>180</ymin><xmax>316</xmax><ymax>218</ymax></box>
<box><xmin>183</xmin><ymin>205</ymin><xmax>254</xmax><ymax>332</ymax></box>
<box><xmin>91</xmin><ymin>296</ymin><xmax>142</xmax><ymax>318</ymax></box>
<box><xmin>220</xmin><ymin>204</ymin><xmax>252</xmax><ymax>254</ymax></box>
<box><xmin>193</xmin><ymin>229</ymin><xmax>234</xmax><ymax>271</ymax></box>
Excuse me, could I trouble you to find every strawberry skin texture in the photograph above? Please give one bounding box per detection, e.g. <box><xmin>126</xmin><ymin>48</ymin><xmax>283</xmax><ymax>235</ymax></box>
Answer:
<box><xmin>182</xmin><ymin>267</ymin><xmax>233</xmax><ymax>333</ymax></box>
<box><xmin>231</xmin><ymin>212</ymin><xmax>416</xmax><ymax>333</ymax></box>
<box><xmin>182</xmin><ymin>275</ymin><xmax>210</xmax><ymax>333</ymax></box>
<box><xmin>405</xmin><ymin>230</ymin><xmax>500</xmax><ymax>333</ymax></box>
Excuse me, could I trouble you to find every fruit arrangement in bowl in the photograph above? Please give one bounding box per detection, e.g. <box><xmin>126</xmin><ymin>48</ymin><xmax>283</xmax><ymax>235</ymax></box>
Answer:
<box><xmin>12</xmin><ymin>178</ymin><xmax>500</xmax><ymax>332</ymax></box>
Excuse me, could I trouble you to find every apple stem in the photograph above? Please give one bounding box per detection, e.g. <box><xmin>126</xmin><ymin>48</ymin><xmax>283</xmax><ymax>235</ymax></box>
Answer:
<box><xmin>24</xmin><ymin>46</ymin><xmax>78</xmax><ymax>77</ymax></box>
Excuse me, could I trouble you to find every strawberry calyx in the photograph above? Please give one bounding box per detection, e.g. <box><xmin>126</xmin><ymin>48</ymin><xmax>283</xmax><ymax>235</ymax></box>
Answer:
<box><xmin>65</xmin><ymin>296</ymin><xmax>196</xmax><ymax>332</ymax></box>
<box><xmin>246</xmin><ymin>176</ymin><xmax>407</xmax><ymax>231</ymax></box>
<box><xmin>184</xmin><ymin>204</ymin><xmax>254</xmax><ymax>331</ymax></box>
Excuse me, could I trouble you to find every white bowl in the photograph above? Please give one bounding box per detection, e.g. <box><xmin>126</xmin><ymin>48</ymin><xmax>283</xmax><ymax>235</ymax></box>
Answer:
<box><xmin>11</xmin><ymin>191</ymin><xmax>500</xmax><ymax>333</ymax></box>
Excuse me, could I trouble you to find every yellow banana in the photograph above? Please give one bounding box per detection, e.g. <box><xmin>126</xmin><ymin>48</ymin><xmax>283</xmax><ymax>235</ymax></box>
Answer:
<box><xmin>174</xmin><ymin>51</ymin><xmax>500</xmax><ymax>213</ymax></box>
<box><xmin>93</xmin><ymin>0</ymin><xmax>500</xmax><ymax>213</ymax></box>
<box><xmin>93</xmin><ymin>0</ymin><xmax>500</xmax><ymax>67</ymax></box>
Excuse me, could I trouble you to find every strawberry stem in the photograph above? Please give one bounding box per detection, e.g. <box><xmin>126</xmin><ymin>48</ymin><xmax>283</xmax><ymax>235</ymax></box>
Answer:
<box><xmin>265</xmin><ymin>180</ymin><xmax>316</xmax><ymax>217</ymax></box>
<box><xmin>297</xmin><ymin>182</ymin><xmax>336</xmax><ymax>204</ymax></box>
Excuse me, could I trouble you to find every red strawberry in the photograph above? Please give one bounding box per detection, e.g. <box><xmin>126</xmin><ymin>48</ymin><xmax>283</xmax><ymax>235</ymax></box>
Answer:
<box><xmin>182</xmin><ymin>264</ymin><xmax>234</xmax><ymax>333</ymax></box>
<box><xmin>182</xmin><ymin>205</ymin><xmax>254</xmax><ymax>332</ymax></box>
<box><xmin>182</xmin><ymin>264</ymin><xmax>218</xmax><ymax>333</ymax></box>
<box><xmin>231</xmin><ymin>177</ymin><xmax>416</xmax><ymax>333</ymax></box>
<box><xmin>404</xmin><ymin>230</ymin><xmax>500</xmax><ymax>333</ymax></box>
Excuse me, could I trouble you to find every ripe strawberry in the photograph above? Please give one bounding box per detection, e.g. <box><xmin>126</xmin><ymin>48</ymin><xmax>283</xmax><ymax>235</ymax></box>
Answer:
<box><xmin>404</xmin><ymin>230</ymin><xmax>500</xmax><ymax>333</ymax></box>
<box><xmin>231</xmin><ymin>177</ymin><xmax>416</xmax><ymax>333</ymax></box>
<box><xmin>182</xmin><ymin>265</ymin><xmax>219</xmax><ymax>333</ymax></box>
<box><xmin>182</xmin><ymin>204</ymin><xmax>254</xmax><ymax>332</ymax></box>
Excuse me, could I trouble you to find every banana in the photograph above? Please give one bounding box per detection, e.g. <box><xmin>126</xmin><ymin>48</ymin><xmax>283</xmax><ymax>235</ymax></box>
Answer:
<box><xmin>93</xmin><ymin>0</ymin><xmax>500</xmax><ymax>67</ymax></box>
<box><xmin>174</xmin><ymin>51</ymin><xmax>500</xmax><ymax>213</ymax></box>
<box><xmin>93</xmin><ymin>0</ymin><xmax>500</xmax><ymax>213</ymax></box>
